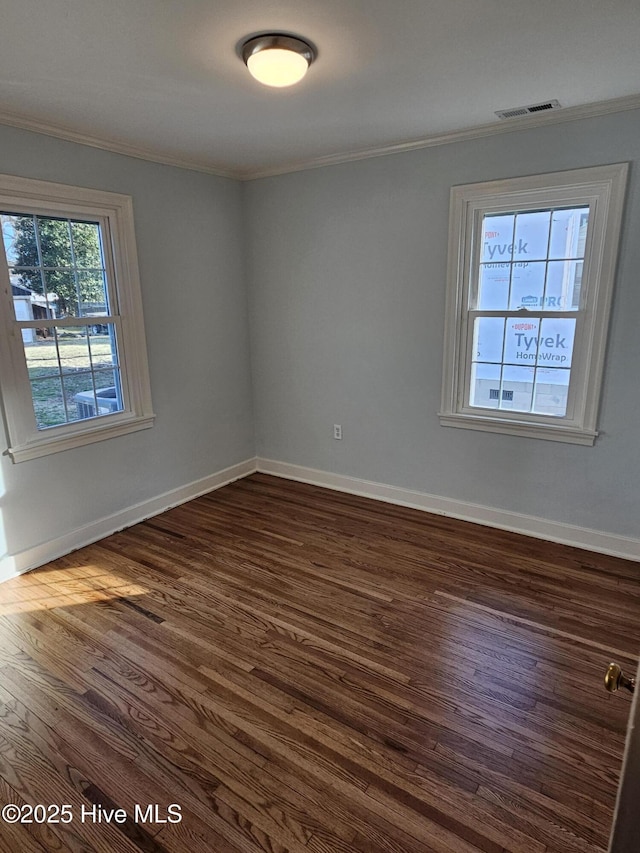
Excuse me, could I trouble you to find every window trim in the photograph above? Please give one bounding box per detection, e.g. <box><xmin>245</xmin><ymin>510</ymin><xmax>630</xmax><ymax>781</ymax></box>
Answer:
<box><xmin>439</xmin><ymin>163</ymin><xmax>628</xmax><ymax>445</ymax></box>
<box><xmin>0</xmin><ymin>174</ymin><xmax>154</xmax><ymax>462</ymax></box>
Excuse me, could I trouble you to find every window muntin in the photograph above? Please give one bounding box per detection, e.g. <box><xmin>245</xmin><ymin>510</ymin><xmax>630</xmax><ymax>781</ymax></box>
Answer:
<box><xmin>440</xmin><ymin>164</ymin><xmax>628</xmax><ymax>445</ymax></box>
<box><xmin>0</xmin><ymin>175</ymin><xmax>154</xmax><ymax>462</ymax></box>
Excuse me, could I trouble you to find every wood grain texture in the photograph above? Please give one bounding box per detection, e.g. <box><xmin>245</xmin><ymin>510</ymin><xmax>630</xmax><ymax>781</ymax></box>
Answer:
<box><xmin>1</xmin><ymin>473</ymin><xmax>638</xmax><ymax>852</ymax></box>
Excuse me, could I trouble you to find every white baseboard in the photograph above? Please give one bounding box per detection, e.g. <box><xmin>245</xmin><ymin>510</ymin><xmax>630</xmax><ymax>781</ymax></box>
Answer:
<box><xmin>3</xmin><ymin>454</ymin><xmax>638</xmax><ymax>584</ymax></box>
<box><xmin>0</xmin><ymin>457</ymin><xmax>258</xmax><ymax>583</ymax></box>
<box><xmin>256</xmin><ymin>457</ymin><xmax>640</xmax><ymax>563</ymax></box>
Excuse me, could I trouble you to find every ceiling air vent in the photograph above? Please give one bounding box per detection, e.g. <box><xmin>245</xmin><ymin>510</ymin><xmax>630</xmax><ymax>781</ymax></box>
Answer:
<box><xmin>495</xmin><ymin>99</ymin><xmax>561</xmax><ymax>120</ymax></box>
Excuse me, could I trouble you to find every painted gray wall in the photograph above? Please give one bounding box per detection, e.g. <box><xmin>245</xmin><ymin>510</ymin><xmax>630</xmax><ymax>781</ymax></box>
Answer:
<box><xmin>0</xmin><ymin>126</ymin><xmax>255</xmax><ymax>559</ymax></box>
<box><xmin>245</xmin><ymin>109</ymin><xmax>640</xmax><ymax>538</ymax></box>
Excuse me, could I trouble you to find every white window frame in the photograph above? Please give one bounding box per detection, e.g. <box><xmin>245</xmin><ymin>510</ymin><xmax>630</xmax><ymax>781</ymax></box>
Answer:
<box><xmin>439</xmin><ymin>163</ymin><xmax>628</xmax><ymax>445</ymax></box>
<box><xmin>0</xmin><ymin>175</ymin><xmax>154</xmax><ymax>462</ymax></box>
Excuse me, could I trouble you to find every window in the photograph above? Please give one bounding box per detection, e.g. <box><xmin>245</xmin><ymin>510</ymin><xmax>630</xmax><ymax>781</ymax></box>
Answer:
<box><xmin>0</xmin><ymin>175</ymin><xmax>154</xmax><ymax>461</ymax></box>
<box><xmin>439</xmin><ymin>164</ymin><xmax>628</xmax><ymax>445</ymax></box>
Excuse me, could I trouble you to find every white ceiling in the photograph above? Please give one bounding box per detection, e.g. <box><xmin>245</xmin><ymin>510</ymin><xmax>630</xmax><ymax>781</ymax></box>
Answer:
<box><xmin>1</xmin><ymin>0</ymin><xmax>639</xmax><ymax>178</ymax></box>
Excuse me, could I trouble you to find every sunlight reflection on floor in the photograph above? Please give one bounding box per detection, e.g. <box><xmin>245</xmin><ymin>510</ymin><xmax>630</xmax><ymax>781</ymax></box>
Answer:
<box><xmin>0</xmin><ymin>564</ymin><xmax>148</xmax><ymax>615</ymax></box>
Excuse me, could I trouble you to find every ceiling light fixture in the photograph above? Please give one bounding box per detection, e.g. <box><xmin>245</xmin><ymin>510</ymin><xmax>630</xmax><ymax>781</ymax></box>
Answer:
<box><xmin>241</xmin><ymin>34</ymin><xmax>316</xmax><ymax>88</ymax></box>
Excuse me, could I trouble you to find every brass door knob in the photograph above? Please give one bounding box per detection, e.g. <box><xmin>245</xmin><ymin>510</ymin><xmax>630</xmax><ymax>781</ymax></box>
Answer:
<box><xmin>604</xmin><ymin>663</ymin><xmax>635</xmax><ymax>694</ymax></box>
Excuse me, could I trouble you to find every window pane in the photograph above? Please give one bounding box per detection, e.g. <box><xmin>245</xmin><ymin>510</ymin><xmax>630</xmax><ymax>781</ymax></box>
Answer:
<box><xmin>513</xmin><ymin>211</ymin><xmax>550</xmax><ymax>261</ymax></box>
<box><xmin>57</xmin><ymin>333</ymin><xmax>91</xmax><ymax>374</ymax></box>
<box><xmin>62</xmin><ymin>372</ymin><xmax>98</xmax><ymax>423</ymax></box>
<box><xmin>473</xmin><ymin>317</ymin><xmax>505</xmax><ymax>363</ymax></box>
<box><xmin>66</xmin><ymin>370</ymin><xmax>123</xmax><ymax>424</ymax></box>
<box><xmin>504</xmin><ymin>317</ymin><xmax>540</xmax><ymax>365</ymax></box>
<box><xmin>37</xmin><ymin>216</ymin><xmax>72</xmax><ymax>268</ymax></box>
<box><xmin>31</xmin><ymin>375</ymin><xmax>67</xmax><ymax>429</ymax></box>
<box><xmin>537</xmin><ymin>317</ymin><xmax>575</xmax><ymax>368</ymax></box>
<box><xmin>94</xmin><ymin>368</ymin><xmax>122</xmax><ymax>400</ymax></box>
<box><xmin>78</xmin><ymin>270</ymin><xmax>109</xmax><ymax>316</ymax></box>
<box><xmin>12</xmin><ymin>265</ymin><xmax>45</xmax><ymax>295</ymax></box>
<box><xmin>12</xmin><ymin>287</ymin><xmax>33</xmax><ymax>331</ymax></box>
<box><xmin>549</xmin><ymin>208</ymin><xmax>589</xmax><ymax>259</ymax></box>
<box><xmin>481</xmin><ymin>214</ymin><xmax>514</xmax><ymax>262</ymax></box>
<box><xmin>64</xmin><ymin>370</ymin><xmax>123</xmax><ymax>423</ymax></box>
<box><xmin>43</xmin><ymin>268</ymin><xmax>73</xmax><ymax>317</ymax></box>
<box><xmin>1</xmin><ymin>214</ymin><xmax>36</xmax><ymax>266</ymax></box>
<box><xmin>70</xmin><ymin>221</ymin><xmax>102</xmax><ymax>268</ymax></box>
<box><xmin>477</xmin><ymin>263</ymin><xmax>510</xmax><ymax>309</ymax></box>
<box><xmin>23</xmin><ymin>338</ymin><xmax>59</xmax><ymax>379</ymax></box>
<box><xmin>470</xmin><ymin>362</ymin><xmax>501</xmax><ymax>408</ymax></box>
<box><xmin>9</xmin><ymin>268</ymin><xmax>50</xmax><ymax>327</ymax></box>
<box><xmin>545</xmin><ymin>260</ymin><xmax>582</xmax><ymax>310</ymax></box>
<box><xmin>89</xmin><ymin>326</ymin><xmax>120</xmax><ymax>367</ymax></box>
<box><xmin>533</xmin><ymin>367</ymin><xmax>571</xmax><ymax>416</ymax></box>
<box><xmin>509</xmin><ymin>261</ymin><xmax>546</xmax><ymax>310</ymax></box>
<box><xmin>502</xmin><ymin>365</ymin><xmax>535</xmax><ymax>412</ymax></box>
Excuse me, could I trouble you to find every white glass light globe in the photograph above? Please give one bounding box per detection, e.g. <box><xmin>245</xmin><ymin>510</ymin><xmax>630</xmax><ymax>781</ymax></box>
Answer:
<box><xmin>247</xmin><ymin>48</ymin><xmax>309</xmax><ymax>88</ymax></box>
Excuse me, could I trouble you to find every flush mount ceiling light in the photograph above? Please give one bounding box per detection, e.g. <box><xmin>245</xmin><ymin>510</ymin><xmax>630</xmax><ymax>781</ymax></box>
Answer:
<box><xmin>241</xmin><ymin>34</ymin><xmax>316</xmax><ymax>88</ymax></box>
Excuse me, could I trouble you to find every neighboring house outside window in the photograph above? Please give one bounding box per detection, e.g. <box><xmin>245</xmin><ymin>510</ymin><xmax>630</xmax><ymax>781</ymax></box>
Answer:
<box><xmin>0</xmin><ymin>175</ymin><xmax>154</xmax><ymax>462</ymax></box>
<box><xmin>439</xmin><ymin>164</ymin><xmax>628</xmax><ymax>445</ymax></box>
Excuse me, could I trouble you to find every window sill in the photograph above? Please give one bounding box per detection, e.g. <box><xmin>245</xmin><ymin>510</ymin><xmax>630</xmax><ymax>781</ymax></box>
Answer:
<box><xmin>438</xmin><ymin>412</ymin><xmax>597</xmax><ymax>445</ymax></box>
<box><xmin>6</xmin><ymin>413</ymin><xmax>155</xmax><ymax>462</ymax></box>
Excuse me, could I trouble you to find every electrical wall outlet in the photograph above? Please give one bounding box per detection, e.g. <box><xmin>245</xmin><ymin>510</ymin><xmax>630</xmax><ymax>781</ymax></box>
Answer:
<box><xmin>333</xmin><ymin>424</ymin><xmax>342</xmax><ymax>440</ymax></box>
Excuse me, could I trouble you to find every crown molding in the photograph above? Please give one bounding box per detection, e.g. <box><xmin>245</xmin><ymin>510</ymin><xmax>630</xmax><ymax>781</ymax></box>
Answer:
<box><xmin>0</xmin><ymin>108</ymin><xmax>237</xmax><ymax>179</ymax></box>
<box><xmin>0</xmin><ymin>93</ymin><xmax>638</xmax><ymax>183</ymax></box>
<box><xmin>241</xmin><ymin>92</ymin><xmax>640</xmax><ymax>180</ymax></box>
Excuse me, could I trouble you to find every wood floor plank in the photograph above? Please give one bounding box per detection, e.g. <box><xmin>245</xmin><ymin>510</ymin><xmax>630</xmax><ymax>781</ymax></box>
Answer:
<box><xmin>0</xmin><ymin>777</ymin><xmax>72</xmax><ymax>853</ymax></box>
<box><xmin>0</xmin><ymin>694</ymin><xmax>145</xmax><ymax>852</ymax></box>
<box><xmin>1</xmin><ymin>472</ymin><xmax>638</xmax><ymax>852</ymax></box>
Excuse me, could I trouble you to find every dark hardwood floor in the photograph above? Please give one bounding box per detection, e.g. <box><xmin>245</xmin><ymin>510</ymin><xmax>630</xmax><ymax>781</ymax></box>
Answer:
<box><xmin>0</xmin><ymin>473</ymin><xmax>638</xmax><ymax>852</ymax></box>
